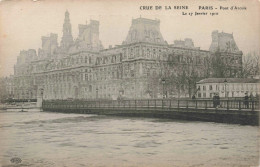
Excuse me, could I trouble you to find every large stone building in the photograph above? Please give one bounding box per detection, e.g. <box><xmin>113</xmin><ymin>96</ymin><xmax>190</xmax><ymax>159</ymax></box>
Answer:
<box><xmin>0</xmin><ymin>76</ymin><xmax>14</xmax><ymax>101</ymax></box>
<box><xmin>12</xmin><ymin>11</ymin><xmax>242</xmax><ymax>100</ymax></box>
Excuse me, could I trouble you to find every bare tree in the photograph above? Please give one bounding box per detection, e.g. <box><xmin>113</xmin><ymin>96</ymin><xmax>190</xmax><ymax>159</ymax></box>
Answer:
<box><xmin>241</xmin><ymin>51</ymin><xmax>260</xmax><ymax>78</ymax></box>
<box><xmin>166</xmin><ymin>54</ymin><xmax>203</xmax><ymax>98</ymax></box>
<box><xmin>145</xmin><ymin>51</ymin><xmax>213</xmax><ymax>98</ymax></box>
<box><xmin>145</xmin><ymin>53</ymin><xmax>171</xmax><ymax>98</ymax></box>
<box><xmin>211</xmin><ymin>51</ymin><xmax>228</xmax><ymax>78</ymax></box>
<box><xmin>146</xmin><ymin>71</ymin><xmax>160</xmax><ymax>98</ymax></box>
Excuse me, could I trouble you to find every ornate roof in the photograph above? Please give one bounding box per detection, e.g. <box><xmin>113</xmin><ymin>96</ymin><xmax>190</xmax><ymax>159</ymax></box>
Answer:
<box><xmin>209</xmin><ymin>30</ymin><xmax>240</xmax><ymax>53</ymax></box>
<box><xmin>122</xmin><ymin>17</ymin><xmax>167</xmax><ymax>45</ymax></box>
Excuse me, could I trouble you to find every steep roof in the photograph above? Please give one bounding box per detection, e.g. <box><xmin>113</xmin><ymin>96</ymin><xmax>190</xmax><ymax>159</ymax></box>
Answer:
<box><xmin>209</xmin><ymin>30</ymin><xmax>240</xmax><ymax>53</ymax></box>
<box><xmin>197</xmin><ymin>78</ymin><xmax>260</xmax><ymax>84</ymax></box>
<box><xmin>122</xmin><ymin>17</ymin><xmax>167</xmax><ymax>45</ymax></box>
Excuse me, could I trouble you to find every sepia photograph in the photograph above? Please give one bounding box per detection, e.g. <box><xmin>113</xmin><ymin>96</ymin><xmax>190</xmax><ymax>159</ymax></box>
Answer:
<box><xmin>0</xmin><ymin>0</ymin><xmax>259</xmax><ymax>166</ymax></box>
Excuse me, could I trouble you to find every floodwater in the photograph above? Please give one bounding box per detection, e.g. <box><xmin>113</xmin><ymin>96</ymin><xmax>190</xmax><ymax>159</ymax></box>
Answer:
<box><xmin>0</xmin><ymin>110</ymin><xmax>259</xmax><ymax>167</ymax></box>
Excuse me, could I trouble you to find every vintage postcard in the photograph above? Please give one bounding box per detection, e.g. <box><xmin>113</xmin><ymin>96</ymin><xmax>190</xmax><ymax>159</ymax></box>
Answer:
<box><xmin>0</xmin><ymin>0</ymin><xmax>259</xmax><ymax>166</ymax></box>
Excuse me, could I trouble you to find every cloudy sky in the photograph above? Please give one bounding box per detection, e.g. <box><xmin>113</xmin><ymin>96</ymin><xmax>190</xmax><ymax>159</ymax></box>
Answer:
<box><xmin>0</xmin><ymin>0</ymin><xmax>259</xmax><ymax>77</ymax></box>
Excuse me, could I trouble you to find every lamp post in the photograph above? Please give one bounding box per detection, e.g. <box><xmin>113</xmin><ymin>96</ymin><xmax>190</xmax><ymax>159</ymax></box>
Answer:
<box><xmin>96</xmin><ymin>88</ymin><xmax>98</xmax><ymax>99</ymax></box>
<box><xmin>162</xmin><ymin>78</ymin><xmax>166</xmax><ymax>99</ymax></box>
<box><xmin>26</xmin><ymin>91</ymin><xmax>29</xmax><ymax>101</ymax></box>
<box><xmin>28</xmin><ymin>90</ymin><xmax>32</xmax><ymax>102</ymax></box>
<box><xmin>119</xmin><ymin>83</ymin><xmax>124</xmax><ymax>100</ymax></box>
<box><xmin>224</xmin><ymin>79</ymin><xmax>227</xmax><ymax>98</ymax></box>
<box><xmin>36</xmin><ymin>88</ymin><xmax>44</xmax><ymax>109</ymax></box>
<box><xmin>40</xmin><ymin>88</ymin><xmax>44</xmax><ymax>98</ymax></box>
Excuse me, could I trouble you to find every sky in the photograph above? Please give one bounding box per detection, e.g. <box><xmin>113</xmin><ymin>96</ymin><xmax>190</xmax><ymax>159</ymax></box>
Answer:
<box><xmin>0</xmin><ymin>0</ymin><xmax>259</xmax><ymax>77</ymax></box>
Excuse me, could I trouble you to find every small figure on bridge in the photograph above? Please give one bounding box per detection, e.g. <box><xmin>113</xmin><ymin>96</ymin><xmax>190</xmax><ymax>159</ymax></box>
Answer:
<box><xmin>213</xmin><ymin>93</ymin><xmax>217</xmax><ymax>108</ymax></box>
<box><xmin>244</xmin><ymin>93</ymin><xmax>249</xmax><ymax>109</ymax></box>
<box><xmin>192</xmin><ymin>95</ymin><xmax>196</xmax><ymax>100</ymax></box>
<box><xmin>216</xmin><ymin>93</ymin><xmax>220</xmax><ymax>108</ymax></box>
<box><xmin>213</xmin><ymin>93</ymin><xmax>220</xmax><ymax>108</ymax></box>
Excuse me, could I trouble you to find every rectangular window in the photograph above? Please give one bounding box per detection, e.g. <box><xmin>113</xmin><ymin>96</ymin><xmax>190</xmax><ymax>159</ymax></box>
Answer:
<box><xmin>209</xmin><ymin>85</ymin><xmax>212</xmax><ymax>90</ymax></box>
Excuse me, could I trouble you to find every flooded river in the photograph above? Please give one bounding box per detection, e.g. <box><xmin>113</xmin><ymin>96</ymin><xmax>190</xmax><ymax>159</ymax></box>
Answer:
<box><xmin>0</xmin><ymin>110</ymin><xmax>259</xmax><ymax>167</ymax></box>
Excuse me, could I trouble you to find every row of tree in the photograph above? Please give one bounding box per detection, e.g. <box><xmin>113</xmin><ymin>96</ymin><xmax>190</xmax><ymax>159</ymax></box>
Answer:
<box><xmin>145</xmin><ymin>51</ymin><xmax>259</xmax><ymax>98</ymax></box>
<box><xmin>241</xmin><ymin>52</ymin><xmax>259</xmax><ymax>78</ymax></box>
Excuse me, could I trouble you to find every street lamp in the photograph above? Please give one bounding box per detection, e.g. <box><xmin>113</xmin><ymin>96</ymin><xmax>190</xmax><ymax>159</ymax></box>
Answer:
<box><xmin>40</xmin><ymin>88</ymin><xmax>44</xmax><ymax>97</ymax></box>
<box><xmin>96</xmin><ymin>88</ymin><xmax>98</xmax><ymax>99</ymax></box>
<box><xmin>26</xmin><ymin>91</ymin><xmax>29</xmax><ymax>100</ymax></box>
<box><xmin>162</xmin><ymin>78</ymin><xmax>166</xmax><ymax>99</ymax></box>
<box><xmin>224</xmin><ymin>79</ymin><xmax>227</xmax><ymax>98</ymax></box>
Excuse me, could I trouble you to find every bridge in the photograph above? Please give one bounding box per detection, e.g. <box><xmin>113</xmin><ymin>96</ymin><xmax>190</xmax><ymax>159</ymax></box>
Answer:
<box><xmin>42</xmin><ymin>99</ymin><xmax>259</xmax><ymax>125</ymax></box>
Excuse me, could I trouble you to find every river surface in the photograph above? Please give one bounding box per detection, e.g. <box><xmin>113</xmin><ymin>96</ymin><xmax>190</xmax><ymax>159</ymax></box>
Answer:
<box><xmin>0</xmin><ymin>110</ymin><xmax>259</xmax><ymax>167</ymax></box>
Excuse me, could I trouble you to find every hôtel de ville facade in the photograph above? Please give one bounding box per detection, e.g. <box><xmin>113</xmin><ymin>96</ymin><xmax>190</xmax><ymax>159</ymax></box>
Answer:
<box><xmin>13</xmin><ymin>10</ymin><xmax>242</xmax><ymax>100</ymax></box>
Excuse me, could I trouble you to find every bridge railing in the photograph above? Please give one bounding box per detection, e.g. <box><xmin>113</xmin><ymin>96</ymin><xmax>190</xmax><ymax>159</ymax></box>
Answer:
<box><xmin>43</xmin><ymin>99</ymin><xmax>259</xmax><ymax>111</ymax></box>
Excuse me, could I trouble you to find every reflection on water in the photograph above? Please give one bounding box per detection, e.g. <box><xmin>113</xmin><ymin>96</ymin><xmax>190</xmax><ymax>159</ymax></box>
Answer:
<box><xmin>0</xmin><ymin>110</ymin><xmax>259</xmax><ymax>167</ymax></box>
